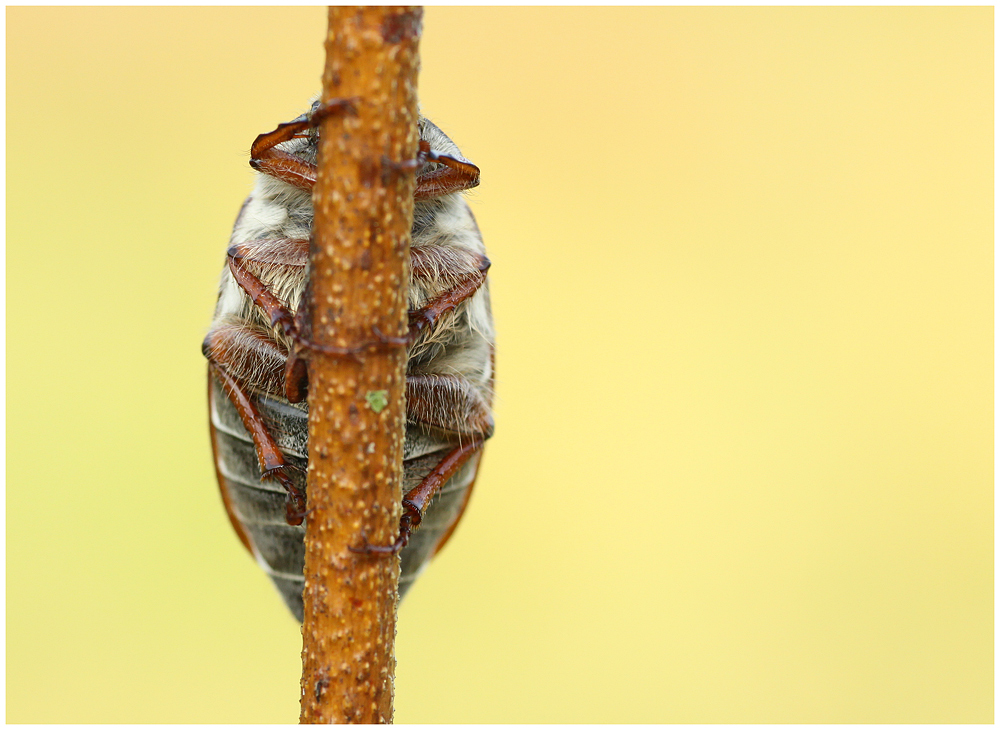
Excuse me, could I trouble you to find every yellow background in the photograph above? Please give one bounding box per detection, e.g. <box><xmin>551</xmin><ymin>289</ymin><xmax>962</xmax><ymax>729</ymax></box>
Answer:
<box><xmin>7</xmin><ymin>7</ymin><xmax>993</xmax><ymax>723</ymax></box>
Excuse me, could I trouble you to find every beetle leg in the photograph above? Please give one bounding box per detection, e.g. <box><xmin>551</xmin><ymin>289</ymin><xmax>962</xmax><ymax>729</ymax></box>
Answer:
<box><xmin>228</xmin><ymin>249</ymin><xmax>299</xmax><ymax>341</ymax></box>
<box><xmin>350</xmin><ymin>438</ymin><xmax>485</xmax><ymax>555</ymax></box>
<box><xmin>405</xmin><ymin>374</ymin><xmax>494</xmax><ymax>438</ymax></box>
<box><xmin>384</xmin><ymin>139</ymin><xmax>480</xmax><ymax>200</ymax></box>
<box><xmin>249</xmin><ymin>98</ymin><xmax>358</xmax><ymax>190</ymax></box>
<box><xmin>204</xmin><ymin>320</ymin><xmax>289</xmax><ymax>395</ymax></box>
<box><xmin>408</xmin><ymin>247</ymin><xmax>490</xmax><ymax>343</ymax></box>
<box><xmin>249</xmin><ymin>119</ymin><xmax>316</xmax><ymax>191</ymax></box>
<box><xmin>352</xmin><ymin>373</ymin><xmax>493</xmax><ymax>554</ymax></box>
<box><xmin>427</xmin><ymin>345</ymin><xmax>495</xmax><ymax>554</ymax></box>
<box><xmin>223</xmin><ymin>239</ymin><xmax>310</xmax><ymax>401</ymax></box>
<box><xmin>430</xmin><ymin>453</ymin><xmax>483</xmax><ymax>558</ymax></box>
<box><xmin>415</xmin><ymin>142</ymin><xmax>481</xmax><ymax>200</ymax></box>
<box><xmin>256</xmin><ymin>106</ymin><xmax>478</xmax><ymax>199</ymax></box>
<box><xmin>226</xmin><ymin>238</ymin><xmax>489</xmax><ymax>399</ymax></box>
<box><xmin>228</xmin><ymin>247</ymin><xmax>407</xmax><ymax>370</ymax></box>
<box><xmin>208</xmin><ymin>376</ymin><xmax>255</xmax><ymax>554</ymax></box>
<box><xmin>403</xmin><ymin>352</ymin><xmax>496</xmax><ymax>555</ymax></box>
<box><xmin>407</xmin><ymin>271</ymin><xmax>488</xmax><ymax>342</ymax></box>
<box><xmin>384</xmin><ymin>140</ymin><xmax>480</xmax><ymax>200</ymax></box>
<box><xmin>207</xmin><ymin>358</ymin><xmax>307</xmax><ymax>526</ymax></box>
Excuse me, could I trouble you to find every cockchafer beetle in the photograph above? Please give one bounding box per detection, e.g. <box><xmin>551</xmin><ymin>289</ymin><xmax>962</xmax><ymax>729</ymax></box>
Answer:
<box><xmin>204</xmin><ymin>100</ymin><xmax>494</xmax><ymax>620</ymax></box>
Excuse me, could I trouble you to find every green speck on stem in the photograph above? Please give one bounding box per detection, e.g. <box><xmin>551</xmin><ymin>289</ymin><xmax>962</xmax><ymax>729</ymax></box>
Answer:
<box><xmin>365</xmin><ymin>390</ymin><xmax>389</xmax><ymax>413</ymax></box>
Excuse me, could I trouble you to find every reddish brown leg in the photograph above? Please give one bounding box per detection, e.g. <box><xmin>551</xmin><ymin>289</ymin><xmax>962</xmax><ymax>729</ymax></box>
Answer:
<box><xmin>227</xmin><ymin>250</ymin><xmax>299</xmax><ymax>341</ymax></box>
<box><xmin>414</xmin><ymin>140</ymin><xmax>481</xmax><ymax>200</ymax></box>
<box><xmin>227</xmin><ymin>248</ymin><xmax>405</xmax><ymax>374</ymax></box>
<box><xmin>380</xmin><ymin>138</ymin><xmax>481</xmax><ymax>199</ymax></box>
<box><xmin>208</xmin><ymin>361</ymin><xmax>307</xmax><ymax>525</ymax></box>
<box><xmin>249</xmin><ymin>98</ymin><xmax>358</xmax><ymax>190</ymax></box>
<box><xmin>431</xmin><ymin>451</ymin><xmax>483</xmax><ymax>557</ymax></box>
<box><xmin>209</xmin><ymin>373</ymin><xmax>255</xmax><ymax>555</ymax></box>
<box><xmin>418</xmin><ymin>347</ymin><xmax>496</xmax><ymax>557</ymax></box>
<box><xmin>350</xmin><ymin>438</ymin><xmax>485</xmax><ymax>555</ymax></box>
<box><xmin>426</xmin><ymin>345</ymin><xmax>495</xmax><ymax>554</ymax></box>
<box><xmin>252</xmin><ymin>106</ymin><xmax>478</xmax><ymax>201</ymax></box>
<box><xmin>225</xmin><ymin>239</ymin><xmax>309</xmax><ymax>401</ymax></box>
<box><xmin>353</xmin><ymin>372</ymin><xmax>493</xmax><ymax>554</ymax></box>
<box><xmin>204</xmin><ymin>322</ymin><xmax>308</xmax><ymax>515</ymax></box>
<box><xmin>227</xmin><ymin>240</ymin><xmax>489</xmax><ymax>356</ymax></box>
<box><xmin>408</xmin><ymin>249</ymin><xmax>490</xmax><ymax>342</ymax></box>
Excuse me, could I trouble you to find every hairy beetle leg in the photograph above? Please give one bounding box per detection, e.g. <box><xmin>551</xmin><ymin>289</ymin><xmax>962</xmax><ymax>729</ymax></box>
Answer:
<box><xmin>203</xmin><ymin>324</ymin><xmax>289</xmax><ymax>397</ymax></box>
<box><xmin>249</xmin><ymin>98</ymin><xmax>359</xmax><ymax>191</ymax></box>
<box><xmin>210</xmin><ymin>363</ymin><xmax>288</xmax><ymax>475</ymax></box>
<box><xmin>381</xmin><ymin>140</ymin><xmax>481</xmax><ymax>200</ymax></box>
<box><xmin>407</xmin><ymin>266</ymin><xmax>489</xmax><ymax>344</ymax></box>
<box><xmin>401</xmin><ymin>366</ymin><xmax>496</xmax><ymax>555</ymax></box>
<box><xmin>352</xmin><ymin>373</ymin><xmax>493</xmax><ymax>553</ymax></box>
<box><xmin>228</xmin><ymin>246</ymin><xmax>406</xmax><ymax>354</ymax></box>
<box><xmin>228</xmin><ymin>252</ymin><xmax>298</xmax><ymax>342</ymax></box>
<box><xmin>415</xmin><ymin>140</ymin><xmax>481</xmax><ymax>200</ymax></box>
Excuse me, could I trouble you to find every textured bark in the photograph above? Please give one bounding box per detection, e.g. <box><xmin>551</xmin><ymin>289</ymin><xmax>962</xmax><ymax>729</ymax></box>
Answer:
<box><xmin>300</xmin><ymin>6</ymin><xmax>421</xmax><ymax>724</ymax></box>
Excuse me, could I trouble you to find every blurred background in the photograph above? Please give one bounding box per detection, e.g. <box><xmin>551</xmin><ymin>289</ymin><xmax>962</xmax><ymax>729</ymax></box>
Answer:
<box><xmin>6</xmin><ymin>7</ymin><xmax>992</xmax><ymax>723</ymax></box>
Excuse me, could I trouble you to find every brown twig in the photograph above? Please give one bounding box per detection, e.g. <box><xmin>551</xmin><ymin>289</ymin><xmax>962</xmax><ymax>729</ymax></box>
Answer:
<box><xmin>299</xmin><ymin>6</ymin><xmax>422</xmax><ymax>724</ymax></box>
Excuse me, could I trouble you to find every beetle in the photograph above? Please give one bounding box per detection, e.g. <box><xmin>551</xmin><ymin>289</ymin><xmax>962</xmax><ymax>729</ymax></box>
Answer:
<box><xmin>204</xmin><ymin>100</ymin><xmax>495</xmax><ymax>621</ymax></box>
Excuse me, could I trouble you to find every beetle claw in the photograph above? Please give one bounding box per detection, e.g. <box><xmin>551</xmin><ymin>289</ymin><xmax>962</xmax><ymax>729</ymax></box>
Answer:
<box><xmin>260</xmin><ymin>466</ymin><xmax>308</xmax><ymax>526</ymax></box>
<box><xmin>284</xmin><ymin>489</ymin><xmax>309</xmax><ymax>526</ymax></box>
<box><xmin>406</xmin><ymin>309</ymin><xmax>439</xmax><ymax>345</ymax></box>
<box><xmin>348</xmin><ymin>506</ymin><xmax>421</xmax><ymax>556</ymax></box>
<box><xmin>261</xmin><ymin>463</ymin><xmax>292</xmax><ymax>482</ymax></box>
<box><xmin>349</xmin><ymin>528</ymin><xmax>406</xmax><ymax>556</ymax></box>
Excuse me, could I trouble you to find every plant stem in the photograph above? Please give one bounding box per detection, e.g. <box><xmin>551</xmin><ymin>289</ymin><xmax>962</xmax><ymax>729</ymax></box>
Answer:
<box><xmin>299</xmin><ymin>6</ymin><xmax>422</xmax><ymax>724</ymax></box>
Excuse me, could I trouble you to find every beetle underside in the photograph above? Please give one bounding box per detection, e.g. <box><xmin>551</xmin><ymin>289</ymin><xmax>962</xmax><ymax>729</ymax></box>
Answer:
<box><xmin>204</xmin><ymin>101</ymin><xmax>495</xmax><ymax>620</ymax></box>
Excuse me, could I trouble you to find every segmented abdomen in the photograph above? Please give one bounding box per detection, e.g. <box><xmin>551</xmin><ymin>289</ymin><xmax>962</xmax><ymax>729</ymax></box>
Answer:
<box><xmin>209</xmin><ymin>376</ymin><xmax>479</xmax><ymax>621</ymax></box>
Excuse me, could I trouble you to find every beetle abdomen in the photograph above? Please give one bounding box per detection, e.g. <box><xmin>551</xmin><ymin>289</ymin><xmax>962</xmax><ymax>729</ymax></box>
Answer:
<box><xmin>209</xmin><ymin>376</ymin><xmax>479</xmax><ymax>621</ymax></box>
